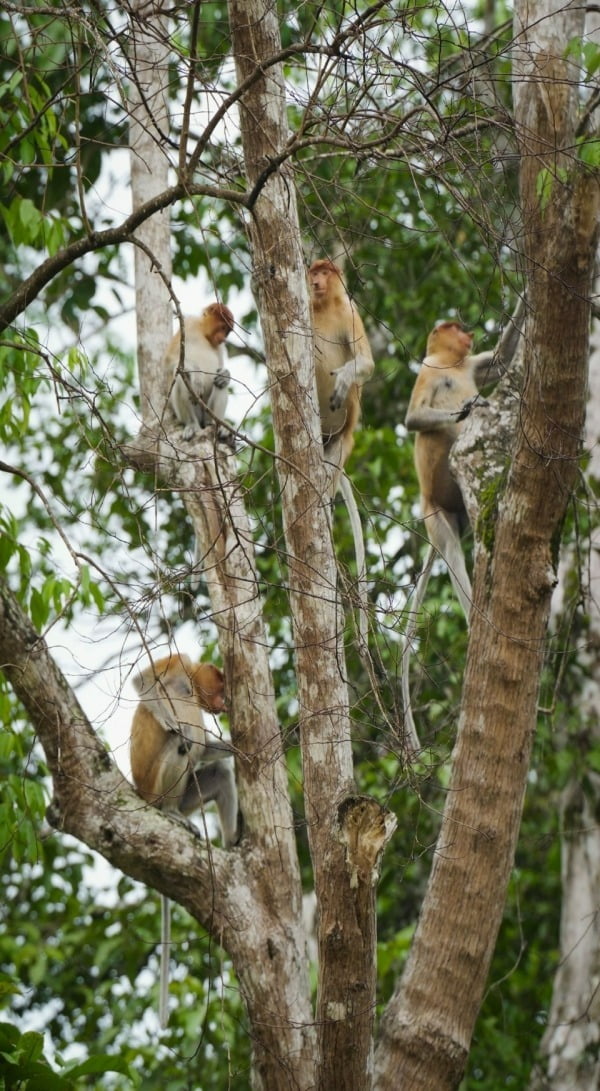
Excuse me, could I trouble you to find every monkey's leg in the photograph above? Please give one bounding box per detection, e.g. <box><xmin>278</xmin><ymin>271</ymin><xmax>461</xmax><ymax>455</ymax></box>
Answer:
<box><xmin>207</xmin><ymin>373</ymin><xmax>229</xmax><ymax>421</ymax></box>
<box><xmin>180</xmin><ymin>760</ymin><xmax>239</xmax><ymax>847</ymax></box>
<box><xmin>322</xmin><ymin>434</ymin><xmax>345</xmax><ymax>499</ymax></box>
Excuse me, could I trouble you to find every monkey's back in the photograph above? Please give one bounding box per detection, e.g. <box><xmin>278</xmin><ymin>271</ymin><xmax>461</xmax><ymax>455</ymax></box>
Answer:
<box><xmin>166</xmin><ymin>319</ymin><xmax>222</xmax><ymax>423</ymax></box>
<box><xmin>130</xmin><ymin>706</ymin><xmax>170</xmax><ymax>803</ymax></box>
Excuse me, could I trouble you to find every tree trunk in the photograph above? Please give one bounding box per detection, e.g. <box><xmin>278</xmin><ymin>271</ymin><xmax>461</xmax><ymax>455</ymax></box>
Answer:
<box><xmin>227</xmin><ymin>3</ymin><xmax>395</xmax><ymax>1087</ymax></box>
<box><xmin>127</xmin><ymin>0</ymin><xmax>173</xmax><ymax>423</ymax></box>
<box><xmin>528</xmin><ymin>325</ymin><xmax>600</xmax><ymax>1091</ymax></box>
<box><xmin>123</xmin><ymin>425</ymin><xmax>317</xmax><ymax>1089</ymax></box>
<box><xmin>530</xmin><ymin>4</ymin><xmax>600</xmax><ymax>1079</ymax></box>
<box><xmin>374</xmin><ymin>3</ymin><xmax>600</xmax><ymax>1087</ymax></box>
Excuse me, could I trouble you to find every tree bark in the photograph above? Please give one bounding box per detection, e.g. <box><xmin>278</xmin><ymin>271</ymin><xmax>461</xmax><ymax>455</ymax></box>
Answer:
<box><xmin>227</xmin><ymin>3</ymin><xmax>395</xmax><ymax>1087</ymax></box>
<box><xmin>528</xmin><ymin>319</ymin><xmax>600</xmax><ymax>1091</ymax></box>
<box><xmin>374</xmin><ymin>3</ymin><xmax>600</xmax><ymax>1088</ymax></box>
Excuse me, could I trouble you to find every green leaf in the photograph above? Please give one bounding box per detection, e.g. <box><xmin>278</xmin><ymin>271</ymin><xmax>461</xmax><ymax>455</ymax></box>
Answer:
<box><xmin>29</xmin><ymin>587</ymin><xmax>48</xmax><ymax>630</ymax></box>
<box><xmin>577</xmin><ymin>137</ymin><xmax>600</xmax><ymax>168</ymax></box>
<box><xmin>65</xmin><ymin>1055</ymin><xmax>133</xmax><ymax>1078</ymax></box>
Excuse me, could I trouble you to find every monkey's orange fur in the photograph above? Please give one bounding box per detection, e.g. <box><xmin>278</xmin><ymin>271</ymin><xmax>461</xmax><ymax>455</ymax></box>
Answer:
<box><xmin>308</xmin><ymin>260</ymin><xmax>374</xmax><ymax>481</ymax></box>
<box><xmin>130</xmin><ymin>653</ymin><xmax>229</xmax><ymax>814</ymax></box>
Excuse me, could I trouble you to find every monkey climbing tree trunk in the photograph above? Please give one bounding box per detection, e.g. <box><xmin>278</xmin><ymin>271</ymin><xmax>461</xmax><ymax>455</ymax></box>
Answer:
<box><xmin>227</xmin><ymin>3</ymin><xmax>395</xmax><ymax>1089</ymax></box>
<box><xmin>374</xmin><ymin>3</ymin><xmax>600</xmax><ymax>1089</ymax></box>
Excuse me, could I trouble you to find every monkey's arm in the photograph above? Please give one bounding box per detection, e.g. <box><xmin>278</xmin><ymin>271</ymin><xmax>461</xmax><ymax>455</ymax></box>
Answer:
<box><xmin>472</xmin><ymin>350</ymin><xmax>503</xmax><ymax>387</ymax></box>
<box><xmin>206</xmin><ymin>348</ymin><xmax>230</xmax><ymax>421</ymax></box>
<box><xmin>405</xmin><ymin>401</ymin><xmax>475</xmax><ymax>432</ymax></box>
<box><xmin>473</xmin><ymin>300</ymin><xmax>525</xmax><ymax>386</ymax></box>
<box><xmin>146</xmin><ymin>673</ymin><xmax>232</xmax><ymax>760</ymax></box>
<box><xmin>329</xmin><ymin>352</ymin><xmax>374</xmax><ymax>411</ymax></box>
<box><xmin>191</xmin><ymin>724</ymin><xmax>234</xmax><ymax>763</ymax></box>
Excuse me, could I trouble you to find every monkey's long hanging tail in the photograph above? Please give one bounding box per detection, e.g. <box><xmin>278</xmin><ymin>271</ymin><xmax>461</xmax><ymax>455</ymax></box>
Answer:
<box><xmin>400</xmin><ymin>544</ymin><xmax>435</xmax><ymax>756</ymax></box>
<box><xmin>401</xmin><ymin>534</ymin><xmax>473</xmax><ymax>754</ymax></box>
<box><xmin>339</xmin><ymin>474</ymin><xmax>368</xmax><ymax>650</ymax></box>
<box><xmin>159</xmin><ymin>895</ymin><xmax>171</xmax><ymax>1029</ymax></box>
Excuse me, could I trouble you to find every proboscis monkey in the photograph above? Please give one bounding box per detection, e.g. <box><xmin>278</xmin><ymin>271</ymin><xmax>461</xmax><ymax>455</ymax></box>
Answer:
<box><xmin>309</xmin><ymin>260</ymin><xmax>374</xmax><ymax>491</ymax></box>
<box><xmin>309</xmin><ymin>259</ymin><xmax>375</xmax><ymax>645</ymax></box>
<box><xmin>130</xmin><ymin>652</ymin><xmax>238</xmax><ymax>1028</ymax></box>
<box><xmin>166</xmin><ymin>302</ymin><xmax>234</xmax><ymax>439</ymax></box>
<box><xmin>401</xmin><ymin>319</ymin><xmax>497</xmax><ymax>752</ymax></box>
<box><xmin>164</xmin><ymin>302</ymin><xmax>234</xmax><ymax>586</ymax></box>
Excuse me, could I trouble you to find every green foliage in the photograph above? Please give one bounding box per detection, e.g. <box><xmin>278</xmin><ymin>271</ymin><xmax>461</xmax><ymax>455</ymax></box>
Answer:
<box><xmin>576</xmin><ymin>135</ymin><xmax>600</xmax><ymax>169</ymax></box>
<box><xmin>565</xmin><ymin>36</ymin><xmax>600</xmax><ymax>80</ymax></box>
<box><xmin>0</xmin><ymin>0</ymin><xmax>591</xmax><ymax>1086</ymax></box>
<box><xmin>0</xmin><ymin>1021</ymin><xmax>133</xmax><ymax>1088</ymax></box>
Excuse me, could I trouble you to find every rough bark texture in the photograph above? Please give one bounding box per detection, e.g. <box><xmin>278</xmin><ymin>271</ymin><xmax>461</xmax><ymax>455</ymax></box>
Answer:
<box><xmin>528</xmin><ymin>319</ymin><xmax>600</xmax><ymax>1091</ymax></box>
<box><xmin>374</xmin><ymin>3</ymin><xmax>600</xmax><ymax>1088</ymax></box>
<box><xmin>226</xmin><ymin>3</ymin><xmax>394</xmax><ymax>1087</ymax></box>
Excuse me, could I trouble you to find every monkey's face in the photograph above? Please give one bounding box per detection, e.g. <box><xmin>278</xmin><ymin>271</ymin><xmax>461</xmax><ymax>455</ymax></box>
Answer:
<box><xmin>309</xmin><ymin>268</ymin><xmax>330</xmax><ymax>298</ymax></box>
<box><xmin>203</xmin><ymin>303</ymin><xmax>234</xmax><ymax>347</ymax></box>
<box><xmin>455</xmin><ymin>327</ymin><xmax>473</xmax><ymax>353</ymax></box>
<box><xmin>429</xmin><ymin>322</ymin><xmax>473</xmax><ymax>356</ymax></box>
<box><xmin>192</xmin><ymin>663</ymin><xmax>227</xmax><ymax>713</ymax></box>
<box><xmin>210</xmin><ymin>323</ymin><xmax>231</xmax><ymax>348</ymax></box>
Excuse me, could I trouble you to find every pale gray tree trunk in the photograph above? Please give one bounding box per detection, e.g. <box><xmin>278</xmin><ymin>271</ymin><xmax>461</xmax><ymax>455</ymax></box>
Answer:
<box><xmin>127</xmin><ymin>0</ymin><xmax>173</xmax><ymax>424</ymax></box>
<box><xmin>226</xmin><ymin>4</ymin><xmax>396</xmax><ymax>1088</ymax></box>
<box><xmin>374</xmin><ymin>2</ymin><xmax>600</xmax><ymax>1087</ymax></box>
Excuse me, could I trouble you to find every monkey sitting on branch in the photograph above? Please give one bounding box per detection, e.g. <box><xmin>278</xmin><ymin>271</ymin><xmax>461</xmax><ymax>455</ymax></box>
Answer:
<box><xmin>162</xmin><ymin>300</ymin><xmax>236</xmax><ymax>588</ymax></box>
<box><xmin>165</xmin><ymin>301</ymin><xmax>235</xmax><ymax>441</ymax></box>
<box><xmin>130</xmin><ymin>652</ymin><xmax>239</xmax><ymax>1028</ymax></box>
<box><xmin>401</xmin><ymin>319</ymin><xmax>502</xmax><ymax>753</ymax></box>
<box><xmin>308</xmin><ymin>259</ymin><xmax>375</xmax><ymax>646</ymax></box>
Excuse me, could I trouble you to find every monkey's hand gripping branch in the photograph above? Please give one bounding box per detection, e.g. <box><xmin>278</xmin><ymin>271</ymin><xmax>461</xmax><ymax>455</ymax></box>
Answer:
<box><xmin>455</xmin><ymin>394</ymin><xmax>490</xmax><ymax>422</ymax></box>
